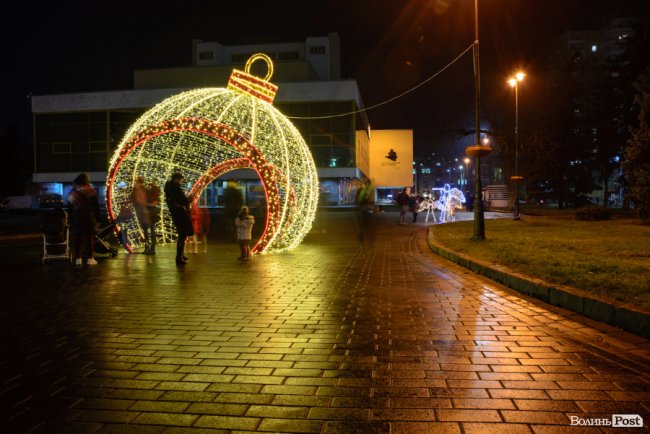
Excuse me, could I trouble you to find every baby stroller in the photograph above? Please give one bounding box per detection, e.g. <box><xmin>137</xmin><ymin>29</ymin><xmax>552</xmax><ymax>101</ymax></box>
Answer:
<box><xmin>95</xmin><ymin>224</ymin><xmax>119</xmax><ymax>258</ymax></box>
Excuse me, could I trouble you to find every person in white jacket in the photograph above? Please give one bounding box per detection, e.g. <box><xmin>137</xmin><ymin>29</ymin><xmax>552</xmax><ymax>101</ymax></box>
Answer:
<box><xmin>234</xmin><ymin>206</ymin><xmax>255</xmax><ymax>260</ymax></box>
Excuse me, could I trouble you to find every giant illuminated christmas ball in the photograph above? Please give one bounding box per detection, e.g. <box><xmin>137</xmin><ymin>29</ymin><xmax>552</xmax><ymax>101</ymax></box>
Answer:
<box><xmin>106</xmin><ymin>54</ymin><xmax>319</xmax><ymax>254</ymax></box>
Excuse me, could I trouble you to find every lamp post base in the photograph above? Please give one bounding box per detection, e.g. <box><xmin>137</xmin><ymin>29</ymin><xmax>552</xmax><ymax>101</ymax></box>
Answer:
<box><xmin>465</xmin><ymin>145</ymin><xmax>492</xmax><ymax>158</ymax></box>
<box><xmin>466</xmin><ymin>145</ymin><xmax>492</xmax><ymax>240</ymax></box>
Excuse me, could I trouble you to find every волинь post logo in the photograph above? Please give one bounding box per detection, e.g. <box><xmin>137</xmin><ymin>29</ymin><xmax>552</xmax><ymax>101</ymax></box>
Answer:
<box><xmin>569</xmin><ymin>414</ymin><xmax>644</xmax><ymax>428</ymax></box>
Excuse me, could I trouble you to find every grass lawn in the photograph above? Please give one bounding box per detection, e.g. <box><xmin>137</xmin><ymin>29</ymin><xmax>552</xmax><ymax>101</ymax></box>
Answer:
<box><xmin>429</xmin><ymin>216</ymin><xmax>650</xmax><ymax>311</ymax></box>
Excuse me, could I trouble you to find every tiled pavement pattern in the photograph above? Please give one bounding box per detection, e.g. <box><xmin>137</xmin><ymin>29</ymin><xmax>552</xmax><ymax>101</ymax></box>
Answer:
<box><xmin>1</xmin><ymin>211</ymin><xmax>649</xmax><ymax>433</ymax></box>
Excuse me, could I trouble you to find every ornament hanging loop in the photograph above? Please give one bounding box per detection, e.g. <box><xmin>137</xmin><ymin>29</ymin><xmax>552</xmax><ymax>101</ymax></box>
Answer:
<box><xmin>228</xmin><ymin>53</ymin><xmax>278</xmax><ymax>103</ymax></box>
<box><xmin>245</xmin><ymin>53</ymin><xmax>274</xmax><ymax>81</ymax></box>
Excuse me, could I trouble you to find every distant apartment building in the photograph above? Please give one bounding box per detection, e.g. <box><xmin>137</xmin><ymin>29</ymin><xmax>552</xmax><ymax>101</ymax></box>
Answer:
<box><xmin>560</xmin><ymin>17</ymin><xmax>633</xmax><ymax>207</ymax></box>
<box><xmin>31</xmin><ymin>34</ymin><xmax>411</xmax><ymax>207</ymax></box>
<box><xmin>561</xmin><ymin>17</ymin><xmax>632</xmax><ymax>62</ymax></box>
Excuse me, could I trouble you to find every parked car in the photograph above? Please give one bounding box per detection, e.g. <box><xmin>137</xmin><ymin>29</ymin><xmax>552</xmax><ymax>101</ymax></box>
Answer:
<box><xmin>4</xmin><ymin>195</ymin><xmax>34</xmax><ymax>209</ymax></box>
<box><xmin>39</xmin><ymin>194</ymin><xmax>64</xmax><ymax>208</ymax></box>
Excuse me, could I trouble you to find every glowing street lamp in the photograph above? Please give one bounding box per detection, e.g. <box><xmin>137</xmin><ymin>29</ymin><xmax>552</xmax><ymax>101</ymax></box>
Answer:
<box><xmin>508</xmin><ymin>71</ymin><xmax>525</xmax><ymax>220</ymax></box>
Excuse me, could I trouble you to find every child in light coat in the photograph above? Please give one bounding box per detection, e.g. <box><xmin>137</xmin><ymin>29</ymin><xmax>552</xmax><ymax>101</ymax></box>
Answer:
<box><xmin>234</xmin><ymin>206</ymin><xmax>255</xmax><ymax>260</ymax></box>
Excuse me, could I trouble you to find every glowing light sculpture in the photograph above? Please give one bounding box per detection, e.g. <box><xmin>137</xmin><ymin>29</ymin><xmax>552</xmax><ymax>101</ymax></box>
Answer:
<box><xmin>106</xmin><ymin>54</ymin><xmax>319</xmax><ymax>254</ymax></box>
<box><xmin>426</xmin><ymin>184</ymin><xmax>465</xmax><ymax>223</ymax></box>
<box><xmin>438</xmin><ymin>184</ymin><xmax>466</xmax><ymax>223</ymax></box>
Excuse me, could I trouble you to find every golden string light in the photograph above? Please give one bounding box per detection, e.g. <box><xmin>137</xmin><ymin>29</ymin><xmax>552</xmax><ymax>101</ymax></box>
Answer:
<box><xmin>105</xmin><ymin>54</ymin><xmax>319</xmax><ymax>254</ymax></box>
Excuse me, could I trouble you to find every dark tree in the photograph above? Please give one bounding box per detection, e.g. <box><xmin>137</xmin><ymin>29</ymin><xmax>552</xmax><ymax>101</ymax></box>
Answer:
<box><xmin>623</xmin><ymin>69</ymin><xmax>650</xmax><ymax>222</ymax></box>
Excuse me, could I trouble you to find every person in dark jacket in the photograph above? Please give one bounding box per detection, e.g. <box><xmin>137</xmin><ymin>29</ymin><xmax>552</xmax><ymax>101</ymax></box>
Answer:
<box><xmin>409</xmin><ymin>193</ymin><xmax>421</xmax><ymax>223</ymax></box>
<box><xmin>396</xmin><ymin>188</ymin><xmax>410</xmax><ymax>225</ymax></box>
<box><xmin>67</xmin><ymin>172</ymin><xmax>100</xmax><ymax>265</ymax></box>
<box><xmin>164</xmin><ymin>172</ymin><xmax>194</xmax><ymax>265</ymax></box>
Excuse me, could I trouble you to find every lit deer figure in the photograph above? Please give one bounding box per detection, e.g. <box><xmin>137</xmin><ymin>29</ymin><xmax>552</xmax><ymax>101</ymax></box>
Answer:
<box><xmin>438</xmin><ymin>184</ymin><xmax>466</xmax><ymax>223</ymax></box>
<box><xmin>421</xmin><ymin>197</ymin><xmax>438</xmax><ymax>223</ymax></box>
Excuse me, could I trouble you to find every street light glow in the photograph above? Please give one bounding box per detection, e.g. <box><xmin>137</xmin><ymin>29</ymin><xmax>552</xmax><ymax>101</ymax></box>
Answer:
<box><xmin>508</xmin><ymin>72</ymin><xmax>525</xmax><ymax>87</ymax></box>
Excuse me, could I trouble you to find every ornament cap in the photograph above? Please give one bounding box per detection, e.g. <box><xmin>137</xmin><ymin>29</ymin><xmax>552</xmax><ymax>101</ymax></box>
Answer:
<box><xmin>228</xmin><ymin>53</ymin><xmax>278</xmax><ymax>103</ymax></box>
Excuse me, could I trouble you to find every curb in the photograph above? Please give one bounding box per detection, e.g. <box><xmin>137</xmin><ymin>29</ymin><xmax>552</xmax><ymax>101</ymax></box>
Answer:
<box><xmin>0</xmin><ymin>233</ymin><xmax>41</xmax><ymax>241</ymax></box>
<box><xmin>426</xmin><ymin>227</ymin><xmax>650</xmax><ymax>339</ymax></box>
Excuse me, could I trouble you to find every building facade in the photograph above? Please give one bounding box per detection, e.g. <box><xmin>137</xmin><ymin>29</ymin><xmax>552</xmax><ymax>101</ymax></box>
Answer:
<box><xmin>31</xmin><ymin>34</ymin><xmax>374</xmax><ymax>207</ymax></box>
<box><xmin>560</xmin><ymin>18</ymin><xmax>633</xmax><ymax>207</ymax></box>
<box><xmin>367</xmin><ymin>130</ymin><xmax>413</xmax><ymax>204</ymax></box>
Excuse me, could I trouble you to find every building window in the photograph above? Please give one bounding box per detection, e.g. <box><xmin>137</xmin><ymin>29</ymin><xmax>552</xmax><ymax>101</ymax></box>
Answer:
<box><xmin>199</xmin><ymin>51</ymin><xmax>214</xmax><ymax>60</ymax></box>
<box><xmin>310</xmin><ymin>46</ymin><xmax>326</xmax><ymax>55</ymax></box>
<box><xmin>275</xmin><ymin>101</ymin><xmax>356</xmax><ymax>168</ymax></box>
<box><xmin>278</xmin><ymin>51</ymin><xmax>299</xmax><ymax>60</ymax></box>
<box><xmin>52</xmin><ymin>143</ymin><xmax>71</xmax><ymax>153</ymax></box>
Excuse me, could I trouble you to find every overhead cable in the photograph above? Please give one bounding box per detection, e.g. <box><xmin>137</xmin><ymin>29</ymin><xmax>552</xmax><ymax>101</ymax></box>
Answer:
<box><xmin>287</xmin><ymin>43</ymin><xmax>475</xmax><ymax>120</ymax></box>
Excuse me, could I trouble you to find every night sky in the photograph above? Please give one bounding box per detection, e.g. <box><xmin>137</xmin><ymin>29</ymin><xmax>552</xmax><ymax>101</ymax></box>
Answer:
<box><xmin>3</xmin><ymin>0</ymin><xmax>647</xmax><ymax>157</ymax></box>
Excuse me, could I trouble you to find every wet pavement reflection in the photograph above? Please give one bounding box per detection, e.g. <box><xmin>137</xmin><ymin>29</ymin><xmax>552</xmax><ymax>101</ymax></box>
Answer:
<box><xmin>1</xmin><ymin>211</ymin><xmax>649</xmax><ymax>433</ymax></box>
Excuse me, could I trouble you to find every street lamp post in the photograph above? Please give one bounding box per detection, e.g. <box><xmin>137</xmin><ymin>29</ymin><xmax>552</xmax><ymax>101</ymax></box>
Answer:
<box><xmin>508</xmin><ymin>72</ymin><xmax>525</xmax><ymax>220</ymax></box>
<box><xmin>465</xmin><ymin>0</ymin><xmax>490</xmax><ymax>240</ymax></box>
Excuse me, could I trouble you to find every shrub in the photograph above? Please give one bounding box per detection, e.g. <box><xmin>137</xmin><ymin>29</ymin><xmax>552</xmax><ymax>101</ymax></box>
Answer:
<box><xmin>575</xmin><ymin>205</ymin><xmax>612</xmax><ymax>221</ymax></box>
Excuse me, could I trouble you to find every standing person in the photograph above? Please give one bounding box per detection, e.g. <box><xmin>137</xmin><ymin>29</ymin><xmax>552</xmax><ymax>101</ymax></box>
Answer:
<box><xmin>234</xmin><ymin>206</ymin><xmax>255</xmax><ymax>260</ymax></box>
<box><xmin>190</xmin><ymin>203</ymin><xmax>211</xmax><ymax>253</ymax></box>
<box><xmin>465</xmin><ymin>192</ymin><xmax>474</xmax><ymax>212</ymax></box>
<box><xmin>164</xmin><ymin>173</ymin><xmax>194</xmax><ymax>265</ymax></box>
<box><xmin>396</xmin><ymin>188</ymin><xmax>409</xmax><ymax>225</ymax></box>
<box><xmin>131</xmin><ymin>177</ymin><xmax>154</xmax><ymax>254</ymax></box>
<box><xmin>146</xmin><ymin>182</ymin><xmax>161</xmax><ymax>255</ymax></box>
<box><xmin>409</xmin><ymin>193</ymin><xmax>420</xmax><ymax>223</ymax></box>
<box><xmin>67</xmin><ymin>172</ymin><xmax>100</xmax><ymax>266</ymax></box>
<box><xmin>224</xmin><ymin>182</ymin><xmax>243</xmax><ymax>242</ymax></box>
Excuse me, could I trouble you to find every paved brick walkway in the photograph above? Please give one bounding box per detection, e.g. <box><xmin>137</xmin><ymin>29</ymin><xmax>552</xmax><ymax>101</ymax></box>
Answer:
<box><xmin>1</xmin><ymin>211</ymin><xmax>649</xmax><ymax>433</ymax></box>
